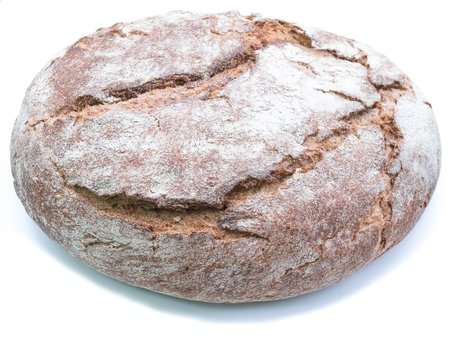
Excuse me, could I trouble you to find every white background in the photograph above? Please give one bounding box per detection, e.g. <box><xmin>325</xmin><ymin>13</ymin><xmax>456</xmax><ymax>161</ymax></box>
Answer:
<box><xmin>0</xmin><ymin>1</ymin><xmax>471</xmax><ymax>359</ymax></box>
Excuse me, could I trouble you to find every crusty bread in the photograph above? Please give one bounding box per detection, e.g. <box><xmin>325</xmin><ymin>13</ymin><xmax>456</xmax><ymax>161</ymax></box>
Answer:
<box><xmin>10</xmin><ymin>11</ymin><xmax>441</xmax><ymax>302</ymax></box>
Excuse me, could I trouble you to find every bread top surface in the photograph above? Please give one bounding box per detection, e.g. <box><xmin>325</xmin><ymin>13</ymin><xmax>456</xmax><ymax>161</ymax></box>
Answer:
<box><xmin>17</xmin><ymin>11</ymin><xmax>406</xmax><ymax>206</ymax></box>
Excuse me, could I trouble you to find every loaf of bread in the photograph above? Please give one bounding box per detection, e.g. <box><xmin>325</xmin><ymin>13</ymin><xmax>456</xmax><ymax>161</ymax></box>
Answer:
<box><xmin>11</xmin><ymin>11</ymin><xmax>441</xmax><ymax>302</ymax></box>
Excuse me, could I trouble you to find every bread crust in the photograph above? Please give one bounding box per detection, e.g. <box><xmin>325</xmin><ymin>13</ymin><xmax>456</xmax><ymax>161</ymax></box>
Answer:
<box><xmin>11</xmin><ymin>11</ymin><xmax>441</xmax><ymax>302</ymax></box>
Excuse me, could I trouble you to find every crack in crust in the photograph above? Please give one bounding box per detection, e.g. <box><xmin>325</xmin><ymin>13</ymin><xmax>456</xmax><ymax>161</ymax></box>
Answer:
<box><xmin>29</xmin><ymin>19</ymin><xmax>314</xmax><ymax>128</ymax></box>
<box><xmin>51</xmin><ymin>157</ymin><xmax>269</xmax><ymax>243</ymax></box>
<box><xmin>82</xmin><ymin>235</ymin><xmax>130</xmax><ymax>250</ymax></box>
<box><xmin>107</xmin><ymin>74</ymin><xmax>204</xmax><ymax>101</ymax></box>
<box><xmin>353</xmin><ymin>89</ymin><xmax>407</xmax><ymax>256</ymax></box>
<box><xmin>38</xmin><ymin>17</ymin><xmax>409</xmax><ymax>260</ymax></box>
<box><xmin>320</xmin><ymin>89</ymin><xmax>368</xmax><ymax>107</ymax></box>
<box><xmin>283</xmin><ymin>259</ymin><xmax>320</xmax><ymax>276</ymax></box>
<box><xmin>314</xmin><ymin>41</ymin><xmax>411</xmax><ymax>256</ymax></box>
<box><xmin>223</xmin><ymin>106</ymin><xmax>377</xmax><ymax>204</ymax></box>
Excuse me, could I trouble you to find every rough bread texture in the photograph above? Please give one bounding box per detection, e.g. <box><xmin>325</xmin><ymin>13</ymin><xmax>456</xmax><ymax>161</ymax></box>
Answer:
<box><xmin>11</xmin><ymin>11</ymin><xmax>441</xmax><ymax>303</ymax></box>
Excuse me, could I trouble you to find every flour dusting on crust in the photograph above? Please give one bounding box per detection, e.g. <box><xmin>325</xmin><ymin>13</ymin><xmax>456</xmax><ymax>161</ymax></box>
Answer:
<box><xmin>11</xmin><ymin>11</ymin><xmax>441</xmax><ymax>302</ymax></box>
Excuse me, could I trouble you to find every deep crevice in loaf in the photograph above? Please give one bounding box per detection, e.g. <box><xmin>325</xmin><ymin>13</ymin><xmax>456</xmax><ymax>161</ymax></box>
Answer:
<box><xmin>108</xmin><ymin>74</ymin><xmax>204</xmax><ymax>101</ymax></box>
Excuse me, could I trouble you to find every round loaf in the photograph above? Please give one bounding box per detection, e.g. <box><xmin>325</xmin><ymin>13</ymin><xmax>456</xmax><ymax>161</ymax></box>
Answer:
<box><xmin>11</xmin><ymin>11</ymin><xmax>441</xmax><ymax>302</ymax></box>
